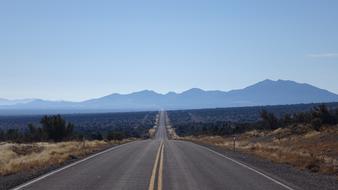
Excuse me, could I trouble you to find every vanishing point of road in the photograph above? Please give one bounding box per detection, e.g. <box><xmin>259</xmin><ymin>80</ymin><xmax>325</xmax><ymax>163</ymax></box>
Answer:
<box><xmin>12</xmin><ymin>111</ymin><xmax>297</xmax><ymax>190</ymax></box>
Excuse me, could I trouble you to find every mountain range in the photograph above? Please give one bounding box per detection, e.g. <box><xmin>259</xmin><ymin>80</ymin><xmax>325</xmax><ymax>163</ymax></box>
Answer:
<box><xmin>1</xmin><ymin>79</ymin><xmax>338</xmax><ymax>114</ymax></box>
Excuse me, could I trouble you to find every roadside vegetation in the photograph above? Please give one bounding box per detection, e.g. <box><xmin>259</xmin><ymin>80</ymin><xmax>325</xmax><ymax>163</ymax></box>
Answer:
<box><xmin>171</xmin><ymin>104</ymin><xmax>338</xmax><ymax>137</ymax></box>
<box><xmin>0</xmin><ymin>112</ymin><xmax>156</xmax><ymax>143</ymax></box>
<box><xmin>0</xmin><ymin>140</ymin><xmax>112</xmax><ymax>176</ymax></box>
<box><xmin>0</xmin><ymin>115</ymin><xmax>75</xmax><ymax>143</ymax></box>
<box><xmin>0</xmin><ymin>112</ymin><xmax>156</xmax><ymax>177</ymax></box>
<box><xmin>169</xmin><ymin>104</ymin><xmax>338</xmax><ymax>176</ymax></box>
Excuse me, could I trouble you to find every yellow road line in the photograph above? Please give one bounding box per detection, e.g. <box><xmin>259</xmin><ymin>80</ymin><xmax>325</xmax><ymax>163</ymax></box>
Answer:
<box><xmin>158</xmin><ymin>143</ymin><xmax>164</xmax><ymax>190</ymax></box>
<box><xmin>148</xmin><ymin>141</ymin><xmax>163</xmax><ymax>190</ymax></box>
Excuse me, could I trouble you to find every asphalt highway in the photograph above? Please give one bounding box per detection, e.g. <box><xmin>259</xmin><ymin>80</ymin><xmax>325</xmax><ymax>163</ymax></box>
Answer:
<box><xmin>13</xmin><ymin>111</ymin><xmax>296</xmax><ymax>190</ymax></box>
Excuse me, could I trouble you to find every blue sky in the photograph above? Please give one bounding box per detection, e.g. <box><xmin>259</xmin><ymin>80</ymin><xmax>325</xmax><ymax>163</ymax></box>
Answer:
<box><xmin>1</xmin><ymin>0</ymin><xmax>338</xmax><ymax>101</ymax></box>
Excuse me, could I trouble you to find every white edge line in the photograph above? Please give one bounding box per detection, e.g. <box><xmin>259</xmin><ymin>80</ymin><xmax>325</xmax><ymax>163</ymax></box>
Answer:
<box><xmin>197</xmin><ymin>144</ymin><xmax>295</xmax><ymax>190</ymax></box>
<box><xmin>11</xmin><ymin>141</ymin><xmax>138</xmax><ymax>190</ymax></box>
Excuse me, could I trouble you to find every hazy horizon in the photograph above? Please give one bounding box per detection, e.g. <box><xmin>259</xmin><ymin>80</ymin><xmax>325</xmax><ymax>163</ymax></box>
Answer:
<box><xmin>1</xmin><ymin>1</ymin><xmax>338</xmax><ymax>101</ymax></box>
<box><xmin>0</xmin><ymin>79</ymin><xmax>335</xmax><ymax>102</ymax></box>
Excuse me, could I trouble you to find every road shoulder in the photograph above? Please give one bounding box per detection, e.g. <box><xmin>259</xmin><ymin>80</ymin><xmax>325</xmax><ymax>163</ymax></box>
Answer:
<box><xmin>190</xmin><ymin>141</ymin><xmax>338</xmax><ymax>190</ymax></box>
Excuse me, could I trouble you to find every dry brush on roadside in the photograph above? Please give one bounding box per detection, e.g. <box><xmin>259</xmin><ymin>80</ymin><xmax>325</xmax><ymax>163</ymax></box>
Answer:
<box><xmin>181</xmin><ymin>125</ymin><xmax>338</xmax><ymax>176</ymax></box>
<box><xmin>0</xmin><ymin>140</ymin><xmax>127</xmax><ymax>176</ymax></box>
<box><xmin>170</xmin><ymin>104</ymin><xmax>338</xmax><ymax>176</ymax></box>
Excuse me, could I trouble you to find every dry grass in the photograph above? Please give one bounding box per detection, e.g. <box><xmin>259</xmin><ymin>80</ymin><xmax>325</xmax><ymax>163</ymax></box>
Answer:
<box><xmin>181</xmin><ymin>125</ymin><xmax>338</xmax><ymax>176</ymax></box>
<box><xmin>149</xmin><ymin>128</ymin><xmax>156</xmax><ymax>138</ymax></box>
<box><xmin>166</xmin><ymin>125</ymin><xmax>179</xmax><ymax>140</ymax></box>
<box><xmin>167</xmin><ymin>128</ymin><xmax>177</xmax><ymax>139</ymax></box>
<box><xmin>0</xmin><ymin>140</ymin><xmax>123</xmax><ymax>176</ymax></box>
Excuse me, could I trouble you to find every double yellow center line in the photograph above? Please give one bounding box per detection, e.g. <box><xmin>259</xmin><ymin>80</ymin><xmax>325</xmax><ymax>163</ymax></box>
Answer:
<box><xmin>148</xmin><ymin>141</ymin><xmax>165</xmax><ymax>190</ymax></box>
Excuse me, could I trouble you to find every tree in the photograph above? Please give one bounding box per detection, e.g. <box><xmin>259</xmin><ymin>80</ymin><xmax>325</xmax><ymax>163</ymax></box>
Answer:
<box><xmin>26</xmin><ymin>123</ymin><xmax>45</xmax><ymax>142</ymax></box>
<box><xmin>260</xmin><ymin>110</ymin><xmax>278</xmax><ymax>130</ymax></box>
<box><xmin>0</xmin><ymin>129</ymin><xmax>4</xmax><ymax>141</ymax></box>
<box><xmin>6</xmin><ymin>129</ymin><xmax>21</xmax><ymax>142</ymax></box>
<box><xmin>311</xmin><ymin>118</ymin><xmax>322</xmax><ymax>131</ymax></box>
<box><xmin>312</xmin><ymin>105</ymin><xmax>335</xmax><ymax>125</ymax></box>
<box><xmin>282</xmin><ymin>114</ymin><xmax>292</xmax><ymax>126</ymax></box>
<box><xmin>40</xmin><ymin>115</ymin><xmax>74</xmax><ymax>142</ymax></box>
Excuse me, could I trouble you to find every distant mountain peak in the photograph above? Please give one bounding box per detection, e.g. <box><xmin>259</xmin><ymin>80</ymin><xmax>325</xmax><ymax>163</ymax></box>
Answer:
<box><xmin>182</xmin><ymin>88</ymin><xmax>205</xmax><ymax>94</ymax></box>
<box><xmin>131</xmin><ymin>90</ymin><xmax>159</xmax><ymax>95</ymax></box>
<box><xmin>247</xmin><ymin>79</ymin><xmax>302</xmax><ymax>89</ymax></box>
<box><xmin>262</xmin><ymin>79</ymin><xmax>274</xmax><ymax>82</ymax></box>
<box><xmin>1</xmin><ymin>79</ymin><xmax>337</xmax><ymax>113</ymax></box>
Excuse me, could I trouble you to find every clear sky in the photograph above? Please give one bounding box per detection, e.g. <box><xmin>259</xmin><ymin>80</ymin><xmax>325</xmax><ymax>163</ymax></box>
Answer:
<box><xmin>1</xmin><ymin>0</ymin><xmax>338</xmax><ymax>101</ymax></box>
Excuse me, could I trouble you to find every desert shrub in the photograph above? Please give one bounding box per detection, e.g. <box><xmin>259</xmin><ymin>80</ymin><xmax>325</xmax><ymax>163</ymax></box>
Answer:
<box><xmin>107</xmin><ymin>131</ymin><xmax>125</xmax><ymax>141</ymax></box>
<box><xmin>281</xmin><ymin>113</ymin><xmax>292</xmax><ymax>126</ymax></box>
<box><xmin>170</xmin><ymin>104</ymin><xmax>338</xmax><ymax>137</ymax></box>
<box><xmin>1</xmin><ymin>112</ymin><xmax>156</xmax><ymax>142</ymax></box>
<box><xmin>260</xmin><ymin>110</ymin><xmax>279</xmax><ymax>130</ymax></box>
<box><xmin>90</xmin><ymin>132</ymin><xmax>103</xmax><ymax>140</ymax></box>
<box><xmin>0</xmin><ymin>129</ymin><xmax>4</xmax><ymax>141</ymax></box>
<box><xmin>5</xmin><ymin>129</ymin><xmax>22</xmax><ymax>142</ymax></box>
<box><xmin>305</xmin><ymin>154</ymin><xmax>321</xmax><ymax>173</ymax></box>
<box><xmin>40</xmin><ymin>115</ymin><xmax>74</xmax><ymax>142</ymax></box>
<box><xmin>311</xmin><ymin>105</ymin><xmax>336</xmax><ymax>125</ymax></box>
<box><xmin>25</xmin><ymin>123</ymin><xmax>46</xmax><ymax>141</ymax></box>
<box><xmin>311</xmin><ymin>118</ymin><xmax>322</xmax><ymax>131</ymax></box>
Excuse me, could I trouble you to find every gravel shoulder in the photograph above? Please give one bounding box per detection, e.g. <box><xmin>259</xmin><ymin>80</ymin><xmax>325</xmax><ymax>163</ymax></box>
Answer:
<box><xmin>195</xmin><ymin>141</ymin><xmax>337</xmax><ymax>190</ymax></box>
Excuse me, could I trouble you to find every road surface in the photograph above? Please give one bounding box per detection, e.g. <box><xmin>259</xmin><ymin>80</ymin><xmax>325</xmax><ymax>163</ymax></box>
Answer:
<box><xmin>13</xmin><ymin>111</ymin><xmax>296</xmax><ymax>190</ymax></box>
